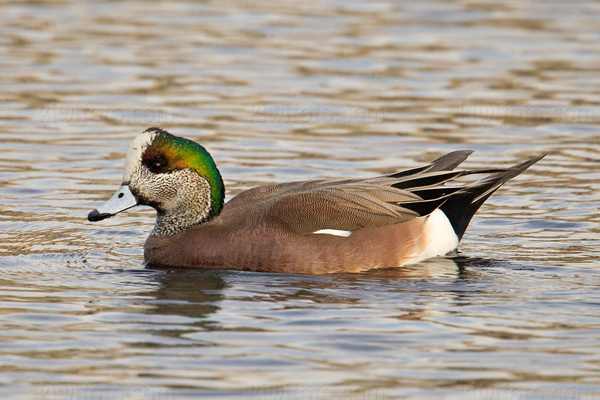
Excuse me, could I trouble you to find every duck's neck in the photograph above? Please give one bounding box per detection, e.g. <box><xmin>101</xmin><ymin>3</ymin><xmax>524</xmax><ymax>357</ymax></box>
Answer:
<box><xmin>153</xmin><ymin>209</ymin><xmax>208</xmax><ymax>237</ymax></box>
<box><xmin>151</xmin><ymin>171</ymin><xmax>222</xmax><ymax>237</ymax></box>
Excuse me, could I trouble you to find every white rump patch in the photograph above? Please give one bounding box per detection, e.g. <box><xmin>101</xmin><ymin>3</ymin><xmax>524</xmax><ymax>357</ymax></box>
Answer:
<box><xmin>405</xmin><ymin>209</ymin><xmax>459</xmax><ymax>265</ymax></box>
<box><xmin>123</xmin><ymin>131</ymin><xmax>157</xmax><ymax>182</ymax></box>
<box><xmin>312</xmin><ymin>229</ymin><xmax>352</xmax><ymax>237</ymax></box>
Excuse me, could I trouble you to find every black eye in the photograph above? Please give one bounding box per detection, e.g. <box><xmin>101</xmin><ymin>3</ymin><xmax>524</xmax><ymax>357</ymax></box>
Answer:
<box><xmin>148</xmin><ymin>158</ymin><xmax>167</xmax><ymax>173</ymax></box>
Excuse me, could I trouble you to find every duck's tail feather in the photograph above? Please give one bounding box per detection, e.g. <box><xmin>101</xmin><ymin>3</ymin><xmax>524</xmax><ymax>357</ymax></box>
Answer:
<box><xmin>439</xmin><ymin>154</ymin><xmax>546</xmax><ymax>240</ymax></box>
<box><xmin>428</xmin><ymin>150</ymin><xmax>474</xmax><ymax>172</ymax></box>
<box><xmin>388</xmin><ymin>150</ymin><xmax>473</xmax><ymax>179</ymax></box>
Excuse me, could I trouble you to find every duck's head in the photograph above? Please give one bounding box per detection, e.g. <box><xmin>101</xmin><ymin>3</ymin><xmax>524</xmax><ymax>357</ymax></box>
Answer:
<box><xmin>88</xmin><ymin>128</ymin><xmax>224</xmax><ymax>236</ymax></box>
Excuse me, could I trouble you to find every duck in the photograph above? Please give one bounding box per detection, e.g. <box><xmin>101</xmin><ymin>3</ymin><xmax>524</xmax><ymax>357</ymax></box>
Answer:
<box><xmin>88</xmin><ymin>127</ymin><xmax>544</xmax><ymax>274</ymax></box>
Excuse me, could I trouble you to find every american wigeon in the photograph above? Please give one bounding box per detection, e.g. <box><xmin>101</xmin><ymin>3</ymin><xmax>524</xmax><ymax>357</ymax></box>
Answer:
<box><xmin>88</xmin><ymin>128</ymin><xmax>544</xmax><ymax>274</ymax></box>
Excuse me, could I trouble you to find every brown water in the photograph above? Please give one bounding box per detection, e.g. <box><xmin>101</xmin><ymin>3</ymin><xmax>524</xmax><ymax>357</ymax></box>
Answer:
<box><xmin>0</xmin><ymin>1</ymin><xmax>599</xmax><ymax>399</ymax></box>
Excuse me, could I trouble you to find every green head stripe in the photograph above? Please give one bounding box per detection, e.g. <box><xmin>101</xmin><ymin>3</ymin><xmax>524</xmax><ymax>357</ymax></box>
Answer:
<box><xmin>143</xmin><ymin>128</ymin><xmax>224</xmax><ymax>216</ymax></box>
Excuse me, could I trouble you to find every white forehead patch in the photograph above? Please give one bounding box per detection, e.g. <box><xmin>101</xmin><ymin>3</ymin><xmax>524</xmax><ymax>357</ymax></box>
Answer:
<box><xmin>123</xmin><ymin>131</ymin><xmax>158</xmax><ymax>182</ymax></box>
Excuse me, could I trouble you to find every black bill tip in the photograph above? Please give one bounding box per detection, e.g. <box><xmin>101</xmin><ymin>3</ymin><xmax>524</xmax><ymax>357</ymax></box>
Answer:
<box><xmin>88</xmin><ymin>209</ymin><xmax>112</xmax><ymax>222</ymax></box>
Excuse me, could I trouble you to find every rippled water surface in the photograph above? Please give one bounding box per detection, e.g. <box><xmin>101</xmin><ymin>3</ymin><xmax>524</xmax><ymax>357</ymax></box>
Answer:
<box><xmin>1</xmin><ymin>0</ymin><xmax>599</xmax><ymax>399</ymax></box>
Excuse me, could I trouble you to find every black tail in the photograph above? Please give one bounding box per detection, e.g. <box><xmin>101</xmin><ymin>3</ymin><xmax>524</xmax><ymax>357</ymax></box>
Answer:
<box><xmin>439</xmin><ymin>154</ymin><xmax>546</xmax><ymax>240</ymax></box>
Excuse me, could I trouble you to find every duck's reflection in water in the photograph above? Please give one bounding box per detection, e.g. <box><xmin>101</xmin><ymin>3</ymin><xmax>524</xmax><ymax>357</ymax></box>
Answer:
<box><xmin>131</xmin><ymin>256</ymin><xmax>529</xmax><ymax>394</ymax></box>
<box><xmin>142</xmin><ymin>255</ymin><xmax>505</xmax><ymax>323</ymax></box>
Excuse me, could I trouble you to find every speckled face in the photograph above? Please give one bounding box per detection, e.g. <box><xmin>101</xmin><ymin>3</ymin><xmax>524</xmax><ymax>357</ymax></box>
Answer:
<box><xmin>121</xmin><ymin>128</ymin><xmax>225</xmax><ymax>236</ymax></box>
<box><xmin>123</xmin><ymin>127</ymin><xmax>224</xmax><ymax>210</ymax></box>
<box><xmin>129</xmin><ymin>162</ymin><xmax>208</xmax><ymax>214</ymax></box>
<box><xmin>88</xmin><ymin>128</ymin><xmax>225</xmax><ymax>236</ymax></box>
